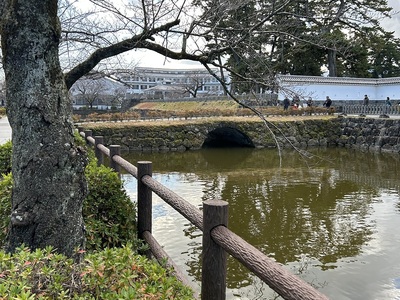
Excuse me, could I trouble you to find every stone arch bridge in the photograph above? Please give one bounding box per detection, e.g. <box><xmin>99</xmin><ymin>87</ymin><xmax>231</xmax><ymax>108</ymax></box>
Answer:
<box><xmin>89</xmin><ymin>118</ymin><xmax>343</xmax><ymax>152</ymax></box>
<box><xmin>87</xmin><ymin>117</ymin><xmax>400</xmax><ymax>153</ymax></box>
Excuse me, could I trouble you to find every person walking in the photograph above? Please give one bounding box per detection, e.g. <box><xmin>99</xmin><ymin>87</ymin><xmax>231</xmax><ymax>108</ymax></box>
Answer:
<box><xmin>306</xmin><ymin>97</ymin><xmax>313</xmax><ymax>107</ymax></box>
<box><xmin>363</xmin><ymin>95</ymin><xmax>369</xmax><ymax>106</ymax></box>
<box><xmin>324</xmin><ymin>96</ymin><xmax>332</xmax><ymax>108</ymax></box>
<box><xmin>283</xmin><ymin>96</ymin><xmax>290</xmax><ymax>111</ymax></box>
<box><xmin>293</xmin><ymin>95</ymin><xmax>300</xmax><ymax>107</ymax></box>
<box><xmin>385</xmin><ymin>97</ymin><xmax>392</xmax><ymax>114</ymax></box>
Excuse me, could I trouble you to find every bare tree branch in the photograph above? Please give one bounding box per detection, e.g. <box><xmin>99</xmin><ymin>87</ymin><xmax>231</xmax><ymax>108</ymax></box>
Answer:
<box><xmin>65</xmin><ymin>18</ymin><xmax>181</xmax><ymax>88</ymax></box>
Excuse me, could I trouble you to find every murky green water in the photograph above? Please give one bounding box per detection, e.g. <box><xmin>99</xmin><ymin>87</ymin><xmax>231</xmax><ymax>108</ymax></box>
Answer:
<box><xmin>122</xmin><ymin>148</ymin><xmax>400</xmax><ymax>300</ymax></box>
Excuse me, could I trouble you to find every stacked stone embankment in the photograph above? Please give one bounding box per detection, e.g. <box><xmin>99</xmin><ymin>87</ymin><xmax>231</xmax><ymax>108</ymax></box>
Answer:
<box><xmin>338</xmin><ymin>117</ymin><xmax>400</xmax><ymax>153</ymax></box>
<box><xmin>85</xmin><ymin>117</ymin><xmax>400</xmax><ymax>153</ymax></box>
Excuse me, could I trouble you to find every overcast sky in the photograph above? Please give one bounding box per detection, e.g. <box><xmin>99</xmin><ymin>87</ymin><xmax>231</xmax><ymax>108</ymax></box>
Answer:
<box><xmin>382</xmin><ymin>0</ymin><xmax>400</xmax><ymax>36</ymax></box>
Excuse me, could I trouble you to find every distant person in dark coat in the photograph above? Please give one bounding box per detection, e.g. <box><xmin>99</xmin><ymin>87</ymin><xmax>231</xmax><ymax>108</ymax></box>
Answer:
<box><xmin>323</xmin><ymin>96</ymin><xmax>332</xmax><ymax>108</ymax></box>
<box><xmin>283</xmin><ymin>97</ymin><xmax>290</xmax><ymax>110</ymax></box>
<box><xmin>363</xmin><ymin>95</ymin><xmax>369</xmax><ymax>106</ymax></box>
<box><xmin>306</xmin><ymin>97</ymin><xmax>313</xmax><ymax>107</ymax></box>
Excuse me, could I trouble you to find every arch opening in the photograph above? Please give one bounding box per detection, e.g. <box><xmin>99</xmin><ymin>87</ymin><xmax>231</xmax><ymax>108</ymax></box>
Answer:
<box><xmin>202</xmin><ymin>127</ymin><xmax>255</xmax><ymax>148</ymax></box>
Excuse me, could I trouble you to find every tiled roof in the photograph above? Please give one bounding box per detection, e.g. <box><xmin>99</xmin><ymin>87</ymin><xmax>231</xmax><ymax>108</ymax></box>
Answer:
<box><xmin>278</xmin><ymin>75</ymin><xmax>400</xmax><ymax>86</ymax></box>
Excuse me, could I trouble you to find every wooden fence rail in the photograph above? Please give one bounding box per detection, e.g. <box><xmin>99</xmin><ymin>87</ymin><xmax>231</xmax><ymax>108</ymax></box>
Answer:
<box><xmin>79</xmin><ymin>128</ymin><xmax>328</xmax><ymax>300</ymax></box>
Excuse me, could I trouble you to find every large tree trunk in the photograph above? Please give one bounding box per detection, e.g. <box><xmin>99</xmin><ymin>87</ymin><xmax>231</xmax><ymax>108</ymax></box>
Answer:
<box><xmin>327</xmin><ymin>49</ymin><xmax>337</xmax><ymax>77</ymax></box>
<box><xmin>0</xmin><ymin>1</ymin><xmax>87</xmax><ymax>256</ymax></box>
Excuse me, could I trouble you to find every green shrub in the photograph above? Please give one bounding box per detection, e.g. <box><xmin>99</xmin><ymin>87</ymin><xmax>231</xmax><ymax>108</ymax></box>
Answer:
<box><xmin>0</xmin><ymin>107</ymin><xmax>6</xmax><ymax>116</ymax></box>
<box><xmin>84</xmin><ymin>159</ymin><xmax>139</xmax><ymax>252</ymax></box>
<box><xmin>0</xmin><ymin>136</ymin><xmax>194</xmax><ymax>299</ymax></box>
<box><xmin>0</xmin><ymin>245</ymin><xmax>194</xmax><ymax>299</ymax></box>
<box><xmin>0</xmin><ymin>173</ymin><xmax>12</xmax><ymax>243</ymax></box>
<box><xmin>0</xmin><ymin>137</ymin><xmax>139</xmax><ymax>252</ymax></box>
<box><xmin>0</xmin><ymin>140</ymin><xmax>12</xmax><ymax>175</ymax></box>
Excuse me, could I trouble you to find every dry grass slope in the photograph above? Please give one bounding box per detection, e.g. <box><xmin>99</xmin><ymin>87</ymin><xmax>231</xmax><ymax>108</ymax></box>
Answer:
<box><xmin>133</xmin><ymin>100</ymin><xmax>240</xmax><ymax>111</ymax></box>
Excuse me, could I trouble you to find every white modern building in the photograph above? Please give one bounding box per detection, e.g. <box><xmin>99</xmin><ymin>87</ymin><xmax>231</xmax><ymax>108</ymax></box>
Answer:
<box><xmin>116</xmin><ymin>67</ymin><xmax>227</xmax><ymax>99</ymax></box>
<box><xmin>70</xmin><ymin>67</ymin><xmax>229</xmax><ymax>109</ymax></box>
<box><xmin>278</xmin><ymin>75</ymin><xmax>400</xmax><ymax>102</ymax></box>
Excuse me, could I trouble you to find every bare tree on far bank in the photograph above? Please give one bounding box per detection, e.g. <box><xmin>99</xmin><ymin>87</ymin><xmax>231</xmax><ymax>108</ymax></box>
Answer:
<box><xmin>73</xmin><ymin>77</ymin><xmax>106</xmax><ymax>109</ymax></box>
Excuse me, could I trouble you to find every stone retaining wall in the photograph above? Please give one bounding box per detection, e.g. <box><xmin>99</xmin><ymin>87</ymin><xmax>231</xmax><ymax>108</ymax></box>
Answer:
<box><xmin>86</xmin><ymin>117</ymin><xmax>400</xmax><ymax>153</ymax></box>
<box><xmin>338</xmin><ymin>118</ymin><xmax>400</xmax><ymax>153</ymax></box>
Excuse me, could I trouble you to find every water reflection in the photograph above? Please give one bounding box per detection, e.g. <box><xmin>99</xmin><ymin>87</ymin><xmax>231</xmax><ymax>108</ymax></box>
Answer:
<box><xmin>122</xmin><ymin>148</ymin><xmax>400</xmax><ymax>299</ymax></box>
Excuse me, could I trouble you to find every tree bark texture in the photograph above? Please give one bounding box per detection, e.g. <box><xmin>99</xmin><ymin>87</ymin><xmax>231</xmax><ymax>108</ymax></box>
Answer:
<box><xmin>328</xmin><ymin>49</ymin><xmax>337</xmax><ymax>77</ymax></box>
<box><xmin>0</xmin><ymin>0</ymin><xmax>87</xmax><ymax>256</ymax></box>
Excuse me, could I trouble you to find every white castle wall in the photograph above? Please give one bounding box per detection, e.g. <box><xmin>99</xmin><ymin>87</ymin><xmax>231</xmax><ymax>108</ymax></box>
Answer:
<box><xmin>278</xmin><ymin>75</ymin><xmax>400</xmax><ymax>102</ymax></box>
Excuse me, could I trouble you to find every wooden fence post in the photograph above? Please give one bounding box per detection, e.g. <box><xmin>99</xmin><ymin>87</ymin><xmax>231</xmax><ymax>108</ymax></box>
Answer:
<box><xmin>202</xmin><ymin>199</ymin><xmax>228</xmax><ymax>300</ymax></box>
<box><xmin>137</xmin><ymin>161</ymin><xmax>152</xmax><ymax>258</ymax></box>
<box><xmin>94</xmin><ymin>136</ymin><xmax>104</xmax><ymax>166</ymax></box>
<box><xmin>109</xmin><ymin>145</ymin><xmax>121</xmax><ymax>175</ymax></box>
<box><xmin>83</xmin><ymin>130</ymin><xmax>92</xmax><ymax>142</ymax></box>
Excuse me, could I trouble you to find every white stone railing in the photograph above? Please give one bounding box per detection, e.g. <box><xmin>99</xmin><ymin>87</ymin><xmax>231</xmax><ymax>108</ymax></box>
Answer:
<box><xmin>342</xmin><ymin>105</ymin><xmax>400</xmax><ymax>115</ymax></box>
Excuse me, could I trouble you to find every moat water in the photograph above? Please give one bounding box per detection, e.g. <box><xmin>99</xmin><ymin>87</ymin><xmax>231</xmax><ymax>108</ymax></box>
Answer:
<box><xmin>122</xmin><ymin>148</ymin><xmax>400</xmax><ymax>300</ymax></box>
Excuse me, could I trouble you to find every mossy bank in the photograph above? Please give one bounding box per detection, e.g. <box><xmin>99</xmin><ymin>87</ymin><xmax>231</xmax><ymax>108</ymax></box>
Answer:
<box><xmin>82</xmin><ymin>116</ymin><xmax>400</xmax><ymax>153</ymax></box>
